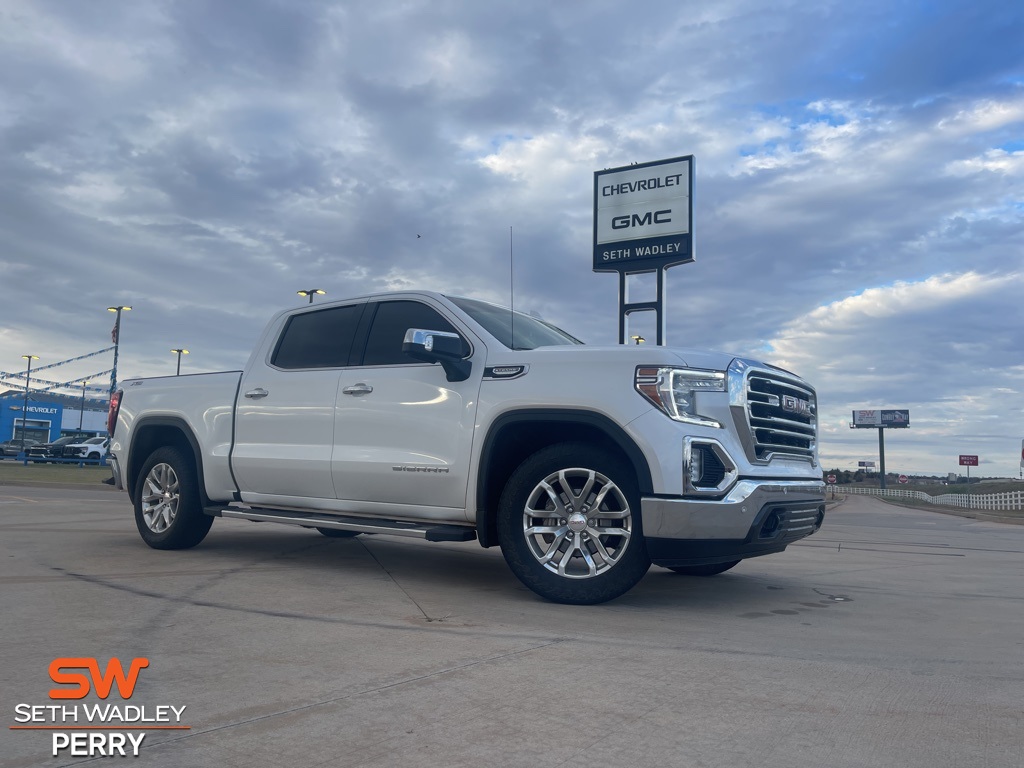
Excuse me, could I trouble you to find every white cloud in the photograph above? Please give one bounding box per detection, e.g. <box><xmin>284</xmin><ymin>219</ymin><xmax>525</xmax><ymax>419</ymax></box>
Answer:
<box><xmin>946</xmin><ymin>148</ymin><xmax>1024</xmax><ymax>176</ymax></box>
<box><xmin>937</xmin><ymin>97</ymin><xmax>1024</xmax><ymax>135</ymax></box>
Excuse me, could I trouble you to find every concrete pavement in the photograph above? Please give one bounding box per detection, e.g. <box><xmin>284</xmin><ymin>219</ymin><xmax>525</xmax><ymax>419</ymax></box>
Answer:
<box><xmin>1</xmin><ymin>488</ymin><xmax>1021</xmax><ymax>767</ymax></box>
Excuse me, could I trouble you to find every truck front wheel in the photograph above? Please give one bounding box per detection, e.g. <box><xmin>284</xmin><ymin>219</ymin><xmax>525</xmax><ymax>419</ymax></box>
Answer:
<box><xmin>134</xmin><ymin>447</ymin><xmax>213</xmax><ymax>550</ymax></box>
<box><xmin>497</xmin><ymin>443</ymin><xmax>651</xmax><ymax>605</ymax></box>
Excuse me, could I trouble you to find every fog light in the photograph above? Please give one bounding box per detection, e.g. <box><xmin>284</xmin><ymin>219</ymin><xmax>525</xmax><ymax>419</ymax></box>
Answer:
<box><xmin>689</xmin><ymin>447</ymin><xmax>704</xmax><ymax>485</ymax></box>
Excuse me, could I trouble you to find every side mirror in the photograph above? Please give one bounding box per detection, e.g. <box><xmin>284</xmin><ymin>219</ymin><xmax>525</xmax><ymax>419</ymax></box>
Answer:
<box><xmin>402</xmin><ymin>329</ymin><xmax>471</xmax><ymax>382</ymax></box>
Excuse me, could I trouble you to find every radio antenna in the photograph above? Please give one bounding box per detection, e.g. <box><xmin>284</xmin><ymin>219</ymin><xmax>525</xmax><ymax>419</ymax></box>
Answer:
<box><xmin>509</xmin><ymin>225</ymin><xmax>515</xmax><ymax>349</ymax></box>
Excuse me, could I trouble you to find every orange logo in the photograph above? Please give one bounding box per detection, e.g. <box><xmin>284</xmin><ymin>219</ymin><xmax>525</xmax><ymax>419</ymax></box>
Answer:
<box><xmin>48</xmin><ymin>658</ymin><xmax>150</xmax><ymax>700</ymax></box>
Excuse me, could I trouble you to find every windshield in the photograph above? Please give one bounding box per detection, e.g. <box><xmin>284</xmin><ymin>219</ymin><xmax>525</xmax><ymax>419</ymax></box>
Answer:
<box><xmin>448</xmin><ymin>296</ymin><xmax>584</xmax><ymax>350</ymax></box>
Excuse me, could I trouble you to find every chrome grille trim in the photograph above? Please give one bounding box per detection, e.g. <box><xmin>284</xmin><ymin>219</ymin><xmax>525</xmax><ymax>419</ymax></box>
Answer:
<box><xmin>729</xmin><ymin>360</ymin><xmax>818</xmax><ymax>464</ymax></box>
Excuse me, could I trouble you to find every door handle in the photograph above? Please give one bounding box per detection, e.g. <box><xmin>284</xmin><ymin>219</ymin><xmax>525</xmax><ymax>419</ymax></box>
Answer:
<box><xmin>244</xmin><ymin>388</ymin><xmax>269</xmax><ymax>399</ymax></box>
<box><xmin>342</xmin><ymin>383</ymin><xmax>373</xmax><ymax>396</ymax></box>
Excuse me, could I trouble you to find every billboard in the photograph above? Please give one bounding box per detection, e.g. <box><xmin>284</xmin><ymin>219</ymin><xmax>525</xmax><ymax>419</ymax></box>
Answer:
<box><xmin>851</xmin><ymin>409</ymin><xmax>910</xmax><ymax>428</ymax></box>
<box><xmin>858</xmin><ymin>461</ymin><xmax>876</xmax><ymax>468</ymax></box>
<box><xmin>959</xmin><ymin>455</ymin><xmax>979</xmax><ymax>467</ymax></box>
<box><xmin>593</xmin><ymin>156</ymin><xmax>694</xmax><ymax>273</ymax></box>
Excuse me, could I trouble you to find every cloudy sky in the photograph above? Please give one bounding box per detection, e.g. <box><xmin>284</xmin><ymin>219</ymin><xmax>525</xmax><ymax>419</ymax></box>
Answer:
<box><xmin>1</xmin><ymin>0</ymin><xmax>1022</xmax><ymax>478</ymax></box>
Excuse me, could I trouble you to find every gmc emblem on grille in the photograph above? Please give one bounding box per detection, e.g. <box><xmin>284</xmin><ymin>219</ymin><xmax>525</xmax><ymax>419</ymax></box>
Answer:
<box><xmin>782</xmin><ymin>395</ymin><xmax>812</xmax><ymax>417</ymax></box>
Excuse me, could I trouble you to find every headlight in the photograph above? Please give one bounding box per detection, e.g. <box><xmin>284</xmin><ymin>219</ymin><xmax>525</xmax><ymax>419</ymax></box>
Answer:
<box><xmin>635</xmin><ymin>366</ymin><xmax>726</xmax><ymax>427</ymax></box>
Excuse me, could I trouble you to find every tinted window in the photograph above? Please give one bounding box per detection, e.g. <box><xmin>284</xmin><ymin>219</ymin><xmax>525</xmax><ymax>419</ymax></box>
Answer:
<box><xmin>272</xmin><ymin>305</ymin><xmax>362</xmax><ymax>369</ymax></box>
<box><xmin>361</xmin><ymin>301</ymin><xmax>466</xmax><ymax>366</ymax></box>
<box><xmin>448</xmin><ymin>296</ymin><xmax>583</xmax><ymax>350</ymax></box>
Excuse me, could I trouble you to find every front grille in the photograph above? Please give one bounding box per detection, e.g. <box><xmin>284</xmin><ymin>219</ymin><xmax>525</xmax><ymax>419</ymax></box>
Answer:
<box><xmin>745</xmin><ymin>370</ymin><xmax>817</xmax><ymax>461</ymax></box>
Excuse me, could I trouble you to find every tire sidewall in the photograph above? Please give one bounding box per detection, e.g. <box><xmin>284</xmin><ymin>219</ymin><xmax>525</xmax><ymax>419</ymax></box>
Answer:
<box><xmin>498</xmin><ymin>442</ymin><xmax>650</xmax><ymax>605</ymax></box>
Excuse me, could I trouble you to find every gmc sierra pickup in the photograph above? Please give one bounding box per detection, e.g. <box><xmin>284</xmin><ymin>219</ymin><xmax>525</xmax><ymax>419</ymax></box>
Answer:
<box><xmin>108</xmin><ymin>291</ymin><xmax>824</xmax><ymax>604</ymax></box>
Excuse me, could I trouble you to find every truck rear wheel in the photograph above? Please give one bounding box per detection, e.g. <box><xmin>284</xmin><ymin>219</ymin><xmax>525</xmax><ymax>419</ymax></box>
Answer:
<box><xmin>497</xmin><ymin>443</ymin><xmax>650</xmax><ymax>605</ymax></box>
<box><xmin>134</xmin><ymin>447</ymin><xmax>213</xmax><ymax>550</ymax></box>
<box><xmin>668</xmin><ymin>560</ymin><xmax>740</xmax><ymax>576</ymax></box>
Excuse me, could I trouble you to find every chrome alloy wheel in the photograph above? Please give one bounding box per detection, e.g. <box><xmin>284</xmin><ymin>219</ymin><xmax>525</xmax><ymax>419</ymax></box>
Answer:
<box><xmin>140</xmin><ymin>462</ymin><xmax>180</xmax><ymax>534</ymax></box>
<box><xmin>522</xmin><ymin>467</ymin><xmax>632</xmax><ymax>579</ymax></box>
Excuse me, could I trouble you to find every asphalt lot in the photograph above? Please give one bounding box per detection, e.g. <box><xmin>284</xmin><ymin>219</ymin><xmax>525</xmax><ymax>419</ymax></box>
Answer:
<box><xmin>1</xmin><ymin>487</ymin><xmax>1022</xmax><ymax>768</ymax></box>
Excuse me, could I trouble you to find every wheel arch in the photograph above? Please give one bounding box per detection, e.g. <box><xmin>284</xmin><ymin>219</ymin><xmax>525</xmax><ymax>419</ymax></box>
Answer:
<box><xmin>127</xmin><ymin>417</ymin><xmax>209</xmax><ymax>506</ymax></box>
<box><xmin>475</xmin><ymin>409</ymin><xmax>653</xmax><ymax>548</ymax></box>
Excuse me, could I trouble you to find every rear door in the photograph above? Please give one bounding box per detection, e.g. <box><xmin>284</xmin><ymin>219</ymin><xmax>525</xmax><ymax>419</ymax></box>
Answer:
<box><xmin>332</xmin><ymin>299</ymin><xmax>483</xmax><ymax>514</ymax></box>
<box><xmin>232</xmin><ymin>302</ymin><xmax>365</xmax><ymax>500</ymax></box>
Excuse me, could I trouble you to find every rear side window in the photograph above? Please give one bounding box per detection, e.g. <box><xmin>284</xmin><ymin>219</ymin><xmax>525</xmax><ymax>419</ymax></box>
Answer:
<box><xmin>272</xmin><ymin>305</ymin><xmax>362</xmax><ymax>369</ymax></box>
<box><xmin>361</xmin><ymin>301</ymin><xmax>467</xmax><ymax>366</ymax></box>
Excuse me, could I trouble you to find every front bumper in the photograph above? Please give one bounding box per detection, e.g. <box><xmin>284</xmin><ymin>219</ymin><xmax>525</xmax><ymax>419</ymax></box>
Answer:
<box><xmin>641</xmin><ymin>480</ymin><xmax>825</xmax><ymax>567</ymax></box>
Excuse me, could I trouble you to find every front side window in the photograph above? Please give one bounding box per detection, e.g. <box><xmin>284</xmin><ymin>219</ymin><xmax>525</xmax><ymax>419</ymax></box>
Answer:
<box><xmin>448</xmin><ymin>296</ymin><xmax>583</xmax><ymax>350</ymax></box>
<box><xmin>272</xmin><ymin>304</ymin><xmax>362</xmax><ymax>369</ymax></box>
<box><xmin>361</xmin><ymin>301</ymin><xmax>467</xmax><ymax>366</ymax></box>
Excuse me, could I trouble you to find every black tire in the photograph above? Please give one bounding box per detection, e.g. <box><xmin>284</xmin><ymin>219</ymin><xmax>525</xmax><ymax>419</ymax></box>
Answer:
<box><xmin>497</xmin><ymin>442</ymin><xmax>651</xmax><ymax>605</ymax></box>
<box><xmin>133</xmin><ymin>446</ymin><xmax>213</xmax><ymax>550</ymax></box>
<box><xmin>316</xmin><ymin>527</ymin><xmax>360</xmax><ymax>538</ymax></box>
<box><xmin>668</xmin><ymin>560</ymin><xmax>741</xmax><ymax>576</ymax></box>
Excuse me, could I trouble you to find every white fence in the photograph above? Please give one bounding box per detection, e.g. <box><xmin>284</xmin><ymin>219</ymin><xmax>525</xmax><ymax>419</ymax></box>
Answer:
<box><xmin>840</xmin><ymin>486</ymin><xmax>1024</xmax><ymax>512</ymax></box>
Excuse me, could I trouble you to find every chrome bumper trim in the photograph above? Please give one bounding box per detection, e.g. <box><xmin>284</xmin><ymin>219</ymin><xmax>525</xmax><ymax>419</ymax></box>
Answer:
<box><xmin>641</xmin><ymin>480</ymin><xmax>826</xmax><ymax>540</ymax></box>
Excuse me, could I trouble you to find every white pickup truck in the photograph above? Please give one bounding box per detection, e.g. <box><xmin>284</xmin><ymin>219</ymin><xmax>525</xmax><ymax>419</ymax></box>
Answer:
<box><xmin>108</xmin><ymin>291</ymin><xmax>824</xmax><ymax>604</ymax></box>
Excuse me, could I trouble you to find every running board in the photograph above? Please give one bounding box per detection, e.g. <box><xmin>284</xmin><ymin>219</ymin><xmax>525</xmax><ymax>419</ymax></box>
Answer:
<box><xmin>209</xmin><ymin>506</ymin><xmax>477</xmax><ymax>543</ymax></box>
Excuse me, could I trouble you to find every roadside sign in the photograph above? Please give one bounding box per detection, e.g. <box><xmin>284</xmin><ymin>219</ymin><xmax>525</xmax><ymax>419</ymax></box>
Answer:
<box><xmin>898</xmin><ymin>475</ymin><xmax>909</xmax><ymax>484</ymax></box>
<box><xmin>959</xmin><ymin>455</ymin><xmax>979</xmax><ymax>466</ymax></box>
<box><xmin>851</xmin><ymin>409</ymin><xmax>910</xmax><ymax>428</ymax></box>
<box><xmin>827</xmin><ymin>474</ymin><xmax>837</xmax><ymax>484</ymax></box>
<box><xmin>593</xmin><ymin>156</ymin><xmax>694</xmax><ymax>273</ymax></box>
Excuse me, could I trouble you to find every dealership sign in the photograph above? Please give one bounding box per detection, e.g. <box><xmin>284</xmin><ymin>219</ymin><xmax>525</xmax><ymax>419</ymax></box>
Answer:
<box><xmin>851</xmin><ymin>409</ymin><xmax>910</xmax><ymax>428</ymax></box>
<box><xmin>593</xmin><ymin>156</ymin><xmax>694</xmax><ymax>272</ymax></box>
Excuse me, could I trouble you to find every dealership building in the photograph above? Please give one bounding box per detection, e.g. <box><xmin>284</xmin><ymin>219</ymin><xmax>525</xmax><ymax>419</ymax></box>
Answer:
<box><xmin>0</xmin><ymin>391</ymin><xmax>108</xmax><ymax>445</ymax></box>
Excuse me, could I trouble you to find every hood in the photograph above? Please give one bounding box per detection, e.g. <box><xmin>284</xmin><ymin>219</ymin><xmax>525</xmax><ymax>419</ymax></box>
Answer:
<box><xmin>517</xmin><ymin>344</ymin><xmax>746</xmax><ymax>371</ymax></box>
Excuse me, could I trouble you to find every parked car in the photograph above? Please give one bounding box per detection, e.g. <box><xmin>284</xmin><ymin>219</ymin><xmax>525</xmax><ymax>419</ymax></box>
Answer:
<box><xmin>1</xmin><ymin>439</ymin><xmax>33</xmax><ymax>457</ymax></box>
<box><xmin>25</xmin><ymin>433</ymin><xmax>97</xmax><ymax>462</ymax></box>
<box><xmin>62</xmin><ymin>436</ymin><xmax>110</xmax><ymax>460</ymax></box>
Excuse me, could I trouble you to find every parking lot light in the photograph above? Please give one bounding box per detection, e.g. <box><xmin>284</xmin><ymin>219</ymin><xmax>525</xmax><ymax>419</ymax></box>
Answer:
<box><xmin>79</xmin><ymin>380</ymin><xmax>89</xmax><ymax>430</ymax></box>
<box><xmin>171</xmin><ymin>348</ymin><xmax>189</xmax><ymax>376</ymax></box>
<box><xmin>297</xmin><ymin>289</ymin><xmax>326</xmax><ymax>304</ymax></box>
<box><xmin>107</xmin><ymin>305</ymin><xmax>132</xmax><ymax>400</ymax></box>
<box><xmin>19</xmin><ymin>355</ymin><xmax>40</xmax><ymax>453</ymax></box>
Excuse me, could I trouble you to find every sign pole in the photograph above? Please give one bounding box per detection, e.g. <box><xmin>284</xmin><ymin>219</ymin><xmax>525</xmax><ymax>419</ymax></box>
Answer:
<box><xmin>878</xmin><ymin>427</ymin><xmax>886</xmax><ymax>490</ymax></box>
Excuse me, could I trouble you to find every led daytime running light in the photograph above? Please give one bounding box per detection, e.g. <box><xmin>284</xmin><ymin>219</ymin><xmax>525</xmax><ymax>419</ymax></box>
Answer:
<box><xmin>635</xmin><ymin>366</ymin><xmax>726</xmax><ymax>427</ymax></box>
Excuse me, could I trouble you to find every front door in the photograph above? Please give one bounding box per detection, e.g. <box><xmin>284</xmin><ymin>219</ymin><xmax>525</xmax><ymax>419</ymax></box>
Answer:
<box><xmin>332</xmin><ymin>299</ymin><xmax>482</xmax><ymax>516</ymax></box>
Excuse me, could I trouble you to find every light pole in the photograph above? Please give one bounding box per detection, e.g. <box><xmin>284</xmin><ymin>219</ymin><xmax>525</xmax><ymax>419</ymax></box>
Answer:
<box><xmin>19</xmin><ymin>354</ymin><xmax>39</xmax><ymax>453</ymax></box>
<box><xmin>107</xmin><ymin>305</ymin><xmax>132</xmax><ymax>401</ymax></box>
<box><xmin>170</xmin><ymin>348</ymin><xmax>189</xmax><ymax>376</ymax></box>
<box><xmin>631</xmin><ymin>335</ymin><xmax>646</xmax><ymax>345</ymax></box>
<box><xmin>79</xmin><ymin>380</ymin><xmax>89</xmax><ymax>430</ymax></box>
<box><xmin>297</xmin><ymin>289</ymin><xmax>325</xmax><ymax>304</ymax></box>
